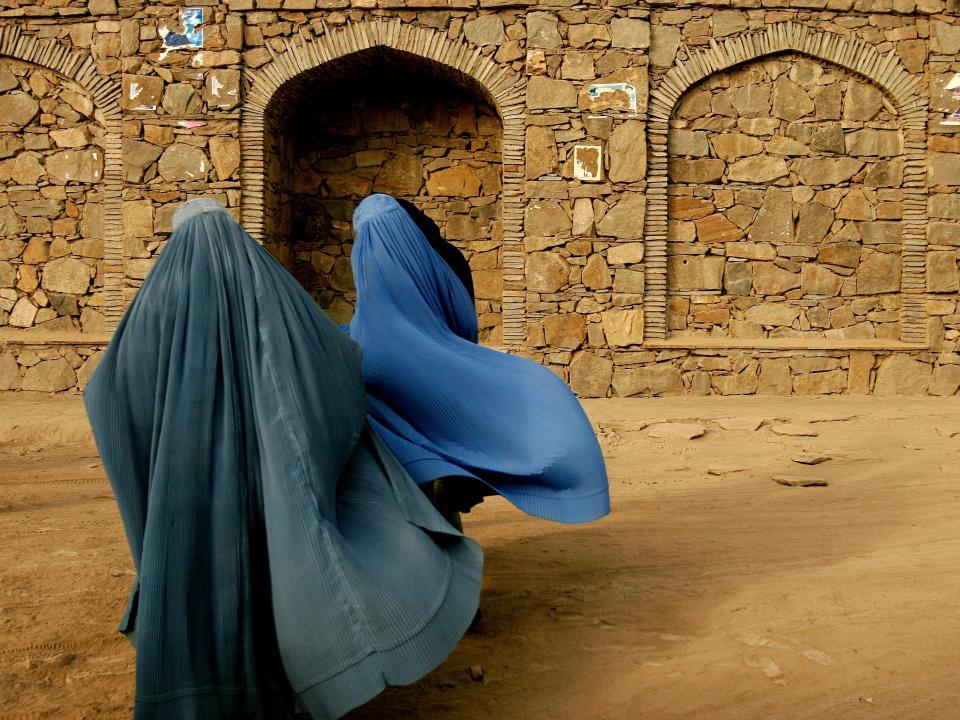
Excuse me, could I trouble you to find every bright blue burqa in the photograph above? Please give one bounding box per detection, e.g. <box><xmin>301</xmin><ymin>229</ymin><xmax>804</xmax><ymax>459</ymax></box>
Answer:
<box><xmin>83</xmin><ymin>200</ymin><xmax>482</xmax><ymax>719</ymax></box>
<box><xmin>349</xmin><ymin>194</ymin><xmax>610</xmax><ymax>524</ymax></box>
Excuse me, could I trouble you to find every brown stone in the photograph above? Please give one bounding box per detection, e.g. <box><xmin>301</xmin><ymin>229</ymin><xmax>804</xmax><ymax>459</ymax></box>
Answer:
<box><xmin>669</xmin><ymin>255</ymin><xmax>725</xmax><ymax>291</ymax></box>
<box><xmin>669</xmin><ymin>159</ymin><xmax>725</xmax><ymax>184</ymax></box>
<box><xmin>795</xmin><ymin>202</ymin><xmax>834</xmax><ymax>245</ymax></box>
<box><xmin>121</xmin><ymin>74</ymin><xmax>163</xmax><ymax>110</ymax></box>
<box><xmin>896</xmin><ymin>39</ymin><xmax>927</xmax><ymax>74</ymax></box>
<box><xmin>713</xmin><ymin>363</ymin><xmax>759</xmax><ymax>396</ymax></box>
<box><xmin>569</xmin><ymin>352</ymin><xmax>612</xmax><ymax>397</ymax></box>
<box><xmin>801</xmin><ymin>264</ymin><xmax>843</xmax><ymax>296</ymax></box>
<box><xmin>837</xmin><ymin>189</ymin><xmax>873</xmax><ymax>221</ymax></box>
<box><xmin>857</xmin><ymin>252</ymin><xmax>901</xmax><ymax>295</ymax></box>
<box><xmin>543</xmin><ymin>313</ymin><xmax>586</xmax><ymax>349</ymax></box>
<box><xmin>931</xmin><ymin>19</ymin><xmax>960</xmax><ymax>54</ymax></box>
<box><xmin>726</xmin><ymin>243</ymin><xmax>776</xmax><ymax>261</ymax></box>
<box><xmin>527</xmin><ymin>12</ymin><xmax>562</xmax><ymax>48</ymax></box>
<box><xmin>846</xmin><ymin>130</ymin><xmax>903</xmax><ymax>157</ymax></box>
<box><xmin>772</xmin><ymin>76</ymin><xmax>815</xmax><ymax>121</ymax></box>
<box><xmin>8</xmin><ymin>297</ymin><xmax>38</xmax><ymax>328</ymax></box>
<box><xmin>843</xmin><ymin>81</ymin><xmax>883</xmax><ymax>121</ymax></box>
<box><xmin>728</xmin><ymin>156</ymin><xmax>789</xmax><ymax>183</ymax></box>
<box><xmin>794</xmin><ymin>158</ymin><xmax>864</xmax><ymax>186</ymax></box>
<box><xmin>811</xmin><ymin>123</ymin><xmax>846</xmax><ymax>154</ymax></box>
<box><xmin>929</xmin><ymin>223</ymin><xmax>960</xmax><ymax>247</ymax></box>
<box><xmin>158</xmin><ymin>144</ymin><xmax>209</xmax><ymax>182</ymax></box>
<box><xmin>373</xmin><ymin>155</ymin><xmax>423</xmax><ymax>195</ymax></box>
<box><xmin>874</xmin><ymin>355</ymin><xmax>931</xmax><ymax>395</ymax></box>
<box><xmin>607</xmin><ymin>243</ymin><xmax>644</xmax><ymax>265</ymax></box>
<box><xmin>929</xmin><ymin>153</ymin><xmax>960</xmax><ymax>186</ymax></box>
<box><xmin>579</xmin><ymin>68</ymin><xmax>647</xmax><ymax>114</ymax></box>
<box><xmin>649</xmin><ymin>25</ymin><xmax>682</xmax><ymax>68</ymax></box>
<box><xmin>865</xmin><ymin>160</ymin><xmax>903</xmax><ymax>188</ymax></box>
<box><xmin>713</xmin><ymin>10</ymin><xmax>748</xmax><ymax>37</ymax></box>
<box><xmin>21</xmin><ymin>358</ymin><xmax>77</xmax><ymax>392</ymax></box>
<box><xmin>0</xmin><ymin>352</ymin><xmax>21</xmax><ymax>391</ymax></box>
<box><xmin>205</xmin><ymin>69</ymin><xmax>241</xmax><ymax>110</ymax></box>
<box><xmin>927</xmin><ymin>251</ymin><xmax>959</xmax><ymax>292</ymax></box>
<box><xmin>1</xmin><ymin>153</ymin><xmax>44</xmax><ymax>185</ymax></box>
<box><xmin>528</xmin><ymin>77</ymin><xmax>577</xmax><ymax>110</ymax></box>
<box><xmin>162</xmin><ymin>83</ymin><xmax>202</xmax><ymax>114</ymax></box>
<box><xmin>608</xmin><ymin>121</ymin><xmax>646</xmax><ymax>183</ymax></box>
<box><xmin>793</xmin><ymin>370</ymin><xmax>847</xmax><ymax>395</ymax></box>
<box><xmin>752</xmin><ymin>263</ymin><xmax>800</xmax><ymax>295</ymax></box>
<box><xmin>695</xmin><ymin>214</ymin><xmax>743</xmax><ymax>244</ymax></box>
<box><xmin>123</xmin><ymin>199</ymin><xmax>153</xmax><ymax>238</ymax></box>
<box><xmin>0</xmin><ymin>93</ymin><xmax>40</xmax><ymax>127</ymax></box>
<box><xmin>526</xmin><ymin>201</ymin><xmax>570</xmax><ymax>237</ymax></box>
<box><xmin>527</xmin><ymin>252</ymin><xmax>569</xmax><ymax>293</ymax></box>
<box><xmin>582</xmin><ymin>254</ymin><xmax>611</xmax><ymax>289</ymax></box>
<box><xmin>473</xmin><ymin>269</ymin><xmax>501</xmax><ymax>300</ymax></box>
<box><xmin>859</xmin><ymin>222</ymin><xmax>901</xmax><ymax>246</ymax></box>
<box><xmin>758</xmin><ymin>359</ymin><xmax>792</xmax><ymax>394</ymax></box>
<box><xmin>209</xmin><ymin>137</ymin><xmax>241</xmax><ymax>181</ymax></box>
<box><xmin>819</xmin><ymin>242</ymin><xmax>861</xmax><ymax>268</ymax></box>
<box><xmin>595</xmin><ymin>196</ymin><xmax>644</xmax><ymax>241</ymax></box>
<box><xmin>744</xmin><ymin>302</ymin><xmax>800</xmax><ymax>326</ymax></box>
<box><xmin>930</xmin><ymin>195</ymin><xmax>960</xmax><ymax>219</ymax></box>
<box><xmin>613</xmin><ymin>363</ymin><xmax>682</xmax><ymax>396</ymax></box>
<box><xmin>668</xmin><ymin>130</ymin><xmax>710</xmax><ymax>157</ymax></box>
<box><xmin>122</xmin><ymin>139</ymin><xmax>163</xmax><ymax>171</ymax></box>
<box><xmin>41</xmin><ymin>257</ymin><xmax>91</xmax><ymax>294</ymax></box>
<box><xmin>613</xmin><ymin>268</ymin><xmax>644</xmax><ymax>294</ymax></box>
<box><xmin>727</xmin><ymin>84</ymin><xmax>771</xmax><ymax>117</ymax></box>
<box><xmin>526</xmin><ymin>126</ymin><xmax>558</xmax><ymax>180</ymax></box>
<box><xmin>668</xmin><ymin>197</ymin><xmax>714</xmax><ymax>221</ymax></box>
<box><xmin>426</xmin><ymin>166</ymin><xmax>481</xmax><ymax>197</ymax></box>
<box><xmin>848</xmin><ymin>351</ymin><xmax>874</xmax><ymax>394</ymax></box>
<box><xmin>712</xmin><ymin>134</ymin><xmax>763</xmax><ymax>162</ymax></box>
<box><xmin>463</xmin><ymin>15</ymin><xmax>505</xmax><ymax>46</ymax></box>
<box><xmin>50</xmin><ymin>128</ymin><xmax>91</xmax><ymax>149</ymax></box>
<box><xmin>610</xmin><ymin>18</ymin><xmax>650</xmax><ymax>48</ymax></box>
<box><xmin>929</xmin><ymin>365</ymin><xmax>960</xmax><ymax>396</ymax></box>
<box><xmin>748</xmin><ymin>189</ymin><xmax>793</xmax><ymax>245</ymax></box>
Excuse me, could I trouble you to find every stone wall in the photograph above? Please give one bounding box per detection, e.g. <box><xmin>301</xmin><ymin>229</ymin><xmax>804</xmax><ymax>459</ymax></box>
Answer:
<box><xmin>0</xmin><ymin>57</ymin><xmax>106</xmax><ymax>334</ymax></box>
<box><xmin>667</xmin><ymin>53</ymin><xmax>906</xmax><ymax>342</ymax></box>
<box><xmin>0</xmin><ymin>1</ymin><xmax>958</xmax><ymax>396</ymax></box>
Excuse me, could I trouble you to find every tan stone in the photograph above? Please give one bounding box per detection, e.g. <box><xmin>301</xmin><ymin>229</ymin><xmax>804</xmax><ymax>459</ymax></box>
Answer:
<box><xmin>582</xmin><ymin>254</ymin><xmax>611</xmax><ymax>289</ymax></box>
<box><xmin>727</xmin><ymin>84</ymin><xmax>771</xmax><ymax>117</ymax></box>
<box><xmin>596</xmin><ymin>194</ymin><xmax>645</xmax><ymax>239</ymax></box>
<box><xmin>22</xmin><ymin>237</ymin><xmax>48</xmax><ymax>265</ymax></box>
<box><xmin>768</xmin><ymin>135</ymin><xmax>810</xmax><ymax>156</ymax></box>
<box><xmin>8</xmin><ymin>297</ymin><xmax>37</xmax><ymax>328</ymax></box>
<box><xmin>21</xmin><ymin>358</ymin><xmax>77</xmax><ymax>392</ymax></box>
<box><xmin>123</xmin><ymin>199</ymin><xmax>153</xmax><ymax>238</ymax></box>
<box><xmin>726</xmin><ymin>243</ymin><xmax>776</xmax><ymax>261</ymax></box>
<box><xmin>929</xmin><ymin>223</ymin><xmax>960</xmax><ymax>247</ymax></box>
<box><xmin>572</xmin><ymin>199</ymin><xmax>595</xmax><ymax>237</ymax></box>
<box><xmin>669</xmin><ymin>159</ymin><xmax>725</xmax><ymax>183</ymax></box>
<box><xmin>801</xmin><ymin>264</ymin><xmax>843</xmax><ymax>296</ymax></box>
<box><xmin>837</xmin><ymin>189</ymin><xmax>873</xmax><ymax>221</ymax></box>
<box><xmin>121</xmin><ymin>74</ymin><xmax>163</xmax><ymax>110</ymax></box>
<box><xmin>209</xmin><ymin>137</ymin><xmax>241</xmax><ymax>181</ymax></box>
<box><xmin>843</xmin><ymin>81</ymin><xmax>883</xmax><ymax>122</ymax></box>
<box><xmin>758</xmin><ymin>359</ymin><xmax>792</xmax><ymax>394</ymax></box>
<box><xmin>896</xmin><ymin>39</ymin><xmax>927</xmax><ymax>74</ymax></box>
<box><xmin>927</xmin><ymin>251</ymin><xmax>959</xmax><ymax>292</ymax></box>
<box><xmin>0</xmin><ymin>93</ymin><xmax>39</xmax><ymax>127</ymax></box>
<box><xmin>560</xmin><ymin>52</ymin><xmax>595</xmax><ymax>81</ymax></box>
<box><xmin>846</xmin><ymin>130</ymin><xmax>903</xmax><ymax>157</ymax></box>
<box><xmin>41</xmin><ymin>257</ymin><xmax>91</xmax><ymax>294</ymax></box>
<box><xmin>162</xmin><ymin>83</ymin><xmax>202</xmax><ymax>115</ymax></box>
<box><xmin>796</xmin><ymin>202</ymin><xmax>835</xmax><ymax>245</ymax></box>
<box><xmin>929</xmin><ymin>153</ymin><xmax>960</xmax><ymax>186</ymax></box>
<box><xmin>608</xmin><ymin>121</ymin><xmax>646</xmax><ymax>182</ymax></box>
<box><xmin>649</xmin><ymin>25</ymin><xmax>682</xmax><ymax>68</ymax></box>
<box><xmin>772</xmin><ymin>76</ymin><xmax>815</xmax><ymax>121</ymax></box>
<box><xmin>526</xmin><ymin>201</ymin><xmax>569</xmax><ymax>237</ymax></box>
<box><xmin>738</xmin><ymin>118</ymin><xmax>781</xmax><ymax>136</ymax></box>
<box><xmin>527</xmin><ymin>252</ymin><xmax>569</xmax><ymax>293</ymax></box>
<box><xmin>123</xmin><ymin>139</ymin><xmax>163</xmax><ymax>171</ymax></box>
<box><xmin>610</xmin><ymin>18</ymin><xmax>650</xmax><ymax>48</ymax></box>
<box><xmin>930</xmin><ymin>195</ymin><xmax>960</xmax><ymax>219</ymax></box>
<box><xmin>695</xmin><ymin>214</ymin><xmax>743</xmax><ymax>244</ymax></box>
<box><xmin>527</xmin><ymin>12</ymin><xmax>562</xmax><ymax>48</ymax></box>
<box><xmin>931</xmin><ymin>19</ymin><xmax>960</xmax><ymax>54</ymax></box>
<box><xmin>865</xmin><ymin>160</ymin><xmax>903</xmax><ymax>188</ymax></box>
<box><xmin>857</xmin><ymin>253</ymin><xmax>901</xmax><ymax>295</ymax></box>
<box><xmin>744</xmin><ymin>302</ymin><xmax>800</xmax><ymax>326</ymax></box>
<box><xmin>793</xmin><ymin>370</ymin><xmax>847</xmax><ymax>395</ymax></box>
<box><xmin>874</xmin><ymin>355</ymin><xmax>931</xmax><ymax>395</ymax></box>
<box><xmin>525</xmin><ymin>126</ymin><xmax>558</xmax><ymax>180</ymax></box>
<box><xmin>0</xmin><ymin>352</ymin><xmax>21</xmax><ymax>391</ymax></box>
<box><xmin>713</xmin><ymin>10</ymin><xmax>748</xmax><ymax>37</ymax></box>
<box><xmin>158</xmin><ymin>144</ymin><xmax>209</xmax><ymax>182</ymax></box>
<box><xmin>794</xmin><ymin>158</ymin><xmax>864</xmax><ymax>186</ymax></box>
<box><xmin>528</xmin><ymin>77</ymin><xmax>577</xmax><ymax>110</ymax></box>
<box><xmin>50</xmin><ymin>127</ymin><xmax>90</xmax><ymax>149</ymax></box>
<box><xmin>543</xmin><ymin>313</ymin><xmax>586</xmax><ymax>349</ymax></box>
<box><xmin>929</xmin><ymin>365</ymin><xmax>960</xmax><ymax>396</ymax></box>
<box><xmin>374</xmin><ymin>155</ymin><xmax>423</xmax><ymax>195</ymax></box>
<box><xmin>713</xmin><ymin>363</ymin><xmax>759</xmax><ymax>396</ymax></box>
<box><xmin>752</xmin><ymin>264</ymin><xmax>800</xmax><ymax>295</ymax></box>
<box><xmin>473</xmin><ymin>269</ymin><xmax>501</xmax><ymax>300</ymax></box>
<box><xmin>613</xmin><ymin>363</ymin><xmax>682</xmax><ymax>397</ymax></box>
<box><xmin>601</xmin><ymin>308</ymin><xmax>645</xmax><ymax>348</ymax></box>
<box><xmin>811</xmin><ymin>123</ymin><xmax>846</xmax><ymax>154</ymax></box>
<box><xmin>1</xmin><ymin>153</ymin><xmax>44</xmax><ymax>185</ymax></box>
<box><xmin>711</xmin><ymin>134</ymin><xmax>763</xmax><ymax>162</ymax></box>
<box><xmin>464</xmin><ymin>15</ymin><xmax>505</xmax><ymax>46</ymax></box>
<box><xmin>669</xmin><ymin>130</ymin><xmax>710</xmax><ymax>157</ymax></box>
<box><xmin>728</xmin><ymin>156</ymin><xmax>789</xmax><ymax>183</ymax></box>
<box><xmin>748</xmin><ymin>189</ymin><xmax>793</xmax><ymax>245</ymax></box>
<box><xmin>669</xmin><ymin>197</ymin><xmax>714</xmax><ymax>221</ymax></box>
<box><xmin>669</xmin><ymin>255</ymin><xmax>725</xmax><ymax>291</ymax></box>
<box><xmin>569</xmin><ymin>352</ymin><xmax>612</xmax><ymax>397</ymax></box>
<box><xmin>607</xmin><ymin>243</ymin><xmax>644</xmax><ymax>265</ymax></box>
<box><xmin>205</xmin><ymin>69</ymin><xmax>241</xmax><ymax>110</ymax></box>
<box><xmin>613</xmin><ymin>268</ymin><xmax>644</xmax><ymax>294</ymax></box>
<box><xmin>859</xmin><ymin>222</ymin><xmax>901</xmax><ymax>246</ymax></box>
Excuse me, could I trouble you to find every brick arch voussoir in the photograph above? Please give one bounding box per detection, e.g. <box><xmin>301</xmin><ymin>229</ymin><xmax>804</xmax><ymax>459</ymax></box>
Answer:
<box><xmin>239</xmin><ymin>18</ymin><xmax>528</xmax><ymax>344</ymax></box>
<box><xmin>0</xmin><ymin>25</ymin><xmax>125</xmax><ymax>332</ymax></box>
<box><xmin>643</xmin><ymin>20</ymin><xmax>928</xmax><ymax>344</ymax></box>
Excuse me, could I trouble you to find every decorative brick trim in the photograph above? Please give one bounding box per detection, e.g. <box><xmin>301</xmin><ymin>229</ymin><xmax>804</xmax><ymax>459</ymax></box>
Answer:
<box><xmin>240</xmin><ymin>19</ymin><xmax>527</xmax><ymax>344</ymax></box>
<box><xmin>0</xmin><ymin>25</ymin><xmax>125</xmax><ymax>332</ymax></box>
<box><xmin>646</xmin><ymin>21</ymin><xmax>928</xmax><ymax>345</ymax></box>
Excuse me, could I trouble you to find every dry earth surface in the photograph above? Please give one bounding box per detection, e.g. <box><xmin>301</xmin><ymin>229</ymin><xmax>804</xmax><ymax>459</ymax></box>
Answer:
<box><xmin>1</xmin><ymin>392</ymin><xmax>959</xmax><ymax>720</ymax></box>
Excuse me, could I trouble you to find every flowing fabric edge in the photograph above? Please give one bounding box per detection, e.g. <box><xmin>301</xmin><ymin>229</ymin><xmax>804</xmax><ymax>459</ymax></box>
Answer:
<box><xmin>295</xmin><ymin>537</ymin><xmax>483</xmax><ymax>720</ymax></box>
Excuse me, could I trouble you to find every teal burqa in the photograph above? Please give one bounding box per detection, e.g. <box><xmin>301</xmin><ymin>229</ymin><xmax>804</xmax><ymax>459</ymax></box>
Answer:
<box><xmin>349</xmin><ymin>194</ymin><xmax>610</xmax><ymax>524</ymax></box>
<box><xmin>83</xmin><ymin>200</ymin><xmax>482</xmax><ymax>719</ymax></box>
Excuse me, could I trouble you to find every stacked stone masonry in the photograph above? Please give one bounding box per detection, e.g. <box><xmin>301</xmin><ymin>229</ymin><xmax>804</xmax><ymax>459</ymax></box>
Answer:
<box><xmin>0</xmin><ymin>0</ymin><xmax>958</xmax><ymax>397</ymax></box>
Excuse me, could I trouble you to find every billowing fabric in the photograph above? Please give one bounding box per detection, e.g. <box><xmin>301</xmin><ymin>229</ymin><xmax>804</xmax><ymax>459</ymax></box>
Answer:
<box><xmin>84</xmin><ymin>201</ymin><xmax>482</xmax><ymax>720</ymax></box>
<box><xmin>348</xmin><ymin>194</ymin><xmax>610</xmax><ymax>524</ymax></box>
<box><xmin>395</xmin><ymin>198</ymin><xmax>475</xmax><ymax>301</ymax></box>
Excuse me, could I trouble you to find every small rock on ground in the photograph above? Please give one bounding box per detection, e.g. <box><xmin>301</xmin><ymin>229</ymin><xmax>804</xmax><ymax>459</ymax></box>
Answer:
<box><xmin>647</xmin><ymin>422</ymin><xmax>706</xmax><ymax>440</ymax></box>
<box><xmin>791</xmin><ymin>452</ymin><xmax>831</xmax><ymax>465</ymax></box>
<box><xmin>771</xmin><ymin>423</ymin><xmax>819</xmax><ymax>437</ymax></box>
<box><xmin>773</xmin><ymin>476</ymin><xmax>829</xmax><ymax>487</ymax></box>
<box><xmin>718</xmin><ymin>417</ymin><xmax>765</xmax><ymax>432</ymax></box>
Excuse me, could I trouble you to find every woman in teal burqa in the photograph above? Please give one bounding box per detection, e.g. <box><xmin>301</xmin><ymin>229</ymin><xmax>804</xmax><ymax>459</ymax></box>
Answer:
<box><xmin>83</xmin><ymin>199</ymin><xmax>482</xmax><ymax>719</ymax></box>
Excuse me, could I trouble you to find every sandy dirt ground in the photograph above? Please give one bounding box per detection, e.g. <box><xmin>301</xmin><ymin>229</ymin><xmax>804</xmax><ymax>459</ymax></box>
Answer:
<box><xmin>1</xmin><ymin>392</ymin><xmax>959</xmax><ymax>720</ymax></box>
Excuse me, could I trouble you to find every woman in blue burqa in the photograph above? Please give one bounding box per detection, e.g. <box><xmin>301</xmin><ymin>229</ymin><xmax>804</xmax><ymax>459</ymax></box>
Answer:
<box><xmin>83</xmin><ymin>199</ymin><xmax>482</xmax><ymax>720</ymax></box>
<box><xmin>349</xmin><ymin>194</ymin><xmax>610</xmax><ymax>526</ymax></box>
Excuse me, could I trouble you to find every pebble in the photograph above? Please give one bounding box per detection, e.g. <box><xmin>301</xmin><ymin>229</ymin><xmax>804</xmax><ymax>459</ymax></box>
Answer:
<box><xmin>469</xmin><ymin>665</ymin><xmax>484</xmax><ymax>682</ymax></box>
<box><xmin>707</xmin><ymin>463</ymin><xmax>748</xmax><ymax>476</ymax></box>
<box><xmin>717</xmin><ymin>417</ymin><xmax>765</xmax><ymax>432</ymax></box>
<box><xmin>647</xmin><ymin>422</ymin><xmax>706</xmax><ymax>440</ymax></box>
<box><xmin>773</xmin><ymin>476</ymin><xmax>829</xmax><ymax>487</ymax></box>
<box><xmin>791</xmin><ymin>452</ymin><xmax>831</xmax><ymax>465</ymax></box>
<box><xmin>770</xmin><ymin>423</ymin><xmax>819</xmax><ymax>437</ymax></box>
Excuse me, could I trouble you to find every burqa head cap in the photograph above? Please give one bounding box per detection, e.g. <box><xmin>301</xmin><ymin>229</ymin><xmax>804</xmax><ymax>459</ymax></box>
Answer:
<box><xmin>173</xmin><ymin>198</ymin><xmax>228</xmax><ymax>230</ymax></box>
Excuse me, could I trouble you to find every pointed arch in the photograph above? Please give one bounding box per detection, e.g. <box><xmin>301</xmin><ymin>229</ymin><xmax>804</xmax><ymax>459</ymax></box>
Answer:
<box><xmin>0</xmin><ymin>25</ymin><xmax>125</xmax><ymax>331</ymax></box>
<box><xmin>240</xmin><ymin>19</ymin><xmax>527</xmax><ymax>344</ymax></box>
<box><xmin>644</xmin><ymin>21</ymin><xmax>928</xmax><ymax>345</ymax></box>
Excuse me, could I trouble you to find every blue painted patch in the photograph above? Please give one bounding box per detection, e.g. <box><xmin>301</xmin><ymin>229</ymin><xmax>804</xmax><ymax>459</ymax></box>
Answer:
<box><xmin>161</xmin><ymin>7</ymin><xmax>203</xmax><ymax>50</ymax></box>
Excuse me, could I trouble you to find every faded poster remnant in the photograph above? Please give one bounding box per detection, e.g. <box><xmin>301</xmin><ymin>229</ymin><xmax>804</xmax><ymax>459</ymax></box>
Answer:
<box><xmin>573</xmin><ymin>143</ymin><xmax>603</xmax><ymax>182</ymax></box>
<box><xmin>586</xmin><ymin>83</ymin><xmax>637</xmax><ymax>114</ymax></box>
<box><xmin>160</xmin><ymin>8</ymin><xmax>204</xmax><ymax>52</ymax></box>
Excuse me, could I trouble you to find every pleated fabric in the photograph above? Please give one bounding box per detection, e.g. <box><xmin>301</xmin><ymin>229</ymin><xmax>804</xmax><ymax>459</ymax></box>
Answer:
<box><xmin>348</xmin><ymin>194</ymin><xmax>611</xmax><ymax>524</ymax></box>
<box><xmin>83</xmin><ymin>202</ymin><xmax>482</xmax><ymax>720</ymax></box>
